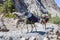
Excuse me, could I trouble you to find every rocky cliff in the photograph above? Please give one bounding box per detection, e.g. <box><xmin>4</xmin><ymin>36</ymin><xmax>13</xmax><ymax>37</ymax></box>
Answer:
<box><xmin>13</xmin><ymin>0</ymin><xmax>60</xmax><ymax>17</ymax></box>
<box><xmin>41</xmin><ymin>0</ymin><xmax>60</xmax><ymax>11</ymax></box>
<box><xmin>0</xmin><ymin>0</ymin><xmax>5</xmax><ymax>4</ymax></box>
<box><xmin>41</xmin><ymin>0</ymin><xmax>60</xmax><ymax>17</ymax></box>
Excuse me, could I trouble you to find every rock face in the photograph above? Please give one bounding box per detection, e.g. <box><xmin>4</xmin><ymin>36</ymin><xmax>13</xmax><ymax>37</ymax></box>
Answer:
<box><xmin>13</xmin><ymin>0</ymin><xmax>60</xmax><ymax>17</ymax></box>
<box><xmin>41</xmin><ymin>0</ymin><xmax>60</xmax><ymax>17</ymax></box>
<box><xmin>0</xmin><ymin>0</ymin><xmax>5</xmax><ymax>4</ymax></box>
<box><xmin>0</xmin><ymin>0</ymin><xmax>3</xmax><ymax>4</ymax></box>
<box><xmin>41</xmin><ymin>0</ymin><xmax>60</xmax><ymax>11</ymax></box>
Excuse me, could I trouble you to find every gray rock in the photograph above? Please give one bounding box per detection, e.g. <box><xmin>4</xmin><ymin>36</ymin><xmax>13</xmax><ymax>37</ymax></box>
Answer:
<box><xmin>12</xmin><ymin>0</ymin><xmax>60</xmax><ymax>18</ymax></box>
<box><xmin>0</xmin><ymin>31</ymin><xmax>43</xmax><ymax>40</ymax></box>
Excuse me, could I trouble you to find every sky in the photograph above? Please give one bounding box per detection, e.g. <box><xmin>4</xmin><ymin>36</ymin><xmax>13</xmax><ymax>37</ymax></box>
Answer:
<box><xmin>54</xmin><ymin>0</ymin><xmax>60</xmax><ymax>7</ymax></box>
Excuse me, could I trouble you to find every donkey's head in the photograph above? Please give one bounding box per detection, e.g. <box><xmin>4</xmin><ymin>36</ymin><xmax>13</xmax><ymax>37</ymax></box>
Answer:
<box><xmin>41</xmin><ymin>14</ymin><xmax>49</xmax><ymax>24</ymax></box>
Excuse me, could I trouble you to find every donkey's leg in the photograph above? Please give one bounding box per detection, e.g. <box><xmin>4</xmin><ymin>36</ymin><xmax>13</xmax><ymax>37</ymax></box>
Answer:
<box><xmin>45</xmin><ymin>24</ymin><xmax>46</xmax><ymax>30</ymax></box>
<box><xmin>27</xmin><ymin>24</ymin><xmax>29</xmax><ymax>33</ymax></box>
<box><xmin>34</xmin><ymin>24</ymin><xmax>37</xmax><ymax>31</ymax></box>
<box><xmin>31</xmin><ymin>24</ymin><xmax>34</xmax><ymax>32</ymax></box>
<box><xmin>43</xmin><ymin>24</ymin><xmax>46</xmax><ymax>30</ymax></box>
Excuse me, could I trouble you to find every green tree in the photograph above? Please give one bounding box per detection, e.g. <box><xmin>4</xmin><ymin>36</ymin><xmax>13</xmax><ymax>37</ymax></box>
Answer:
<box><xmin>3</xmin><ymin>0</ymin><xmax>15</xmax><ymax>13</ymax></box>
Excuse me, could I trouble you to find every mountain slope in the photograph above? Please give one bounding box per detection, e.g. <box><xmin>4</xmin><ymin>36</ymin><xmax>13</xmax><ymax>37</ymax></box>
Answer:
<box><xmin>13</xmin><ymin>0</ymin><xmax>60</xmax><ymax>17</ymax></box>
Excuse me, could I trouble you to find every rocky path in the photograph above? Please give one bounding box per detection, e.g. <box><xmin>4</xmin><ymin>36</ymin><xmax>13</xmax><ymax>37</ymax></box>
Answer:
<box><xmin>0</xmin><ymin>16</ymin><xmax>60</xmax><ymax>40</ymax></box>
<box><xmin>0</xmin><ymin>19</ymin><xmax>60</xmax><ymax>40</ymax></box>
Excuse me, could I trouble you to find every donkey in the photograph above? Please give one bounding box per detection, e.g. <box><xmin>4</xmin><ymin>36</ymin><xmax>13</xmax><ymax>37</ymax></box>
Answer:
<box><xmin>13</xmin><ymin>12</ymin><xmax>49</xmax><ymax>32</ymax></box>
<box><xmin>13</xmin><ymin>12</ymin><xmax>38</xmax><ymax>32</ymax></box>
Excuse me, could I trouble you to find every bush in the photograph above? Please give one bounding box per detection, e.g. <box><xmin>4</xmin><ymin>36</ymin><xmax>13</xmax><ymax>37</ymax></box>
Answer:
<box><xmin>0</xmin><ymin>6</ymin><xmax>3</xmax><ymax>13</ymax></box>
<box><xmin>4</xmin><ymin>13</ymin><xmax>16</xmax><ymax>18</ymax></box>
<box><xmin>2</xmin><ymin>0</ymin><xmax>15</xmax><ymax>13</ymax></box>
<box><xmin>48</xmin><ymin>13</ymin><xmax>51</xmax><ymax>18</ymax></box>
<box><xmin>49</xmin><ymin>15</ymin><xmax>60</xmax><ymax>25</ymax></box>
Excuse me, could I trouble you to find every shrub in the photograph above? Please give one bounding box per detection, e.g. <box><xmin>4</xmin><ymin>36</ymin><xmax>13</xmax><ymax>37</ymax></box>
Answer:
<box><xmin>4</xmin><ymin>13</ymin><xmax>16</xmax><ymax>18</ymax></box>
<box><xmin>48</xmin><ymin>13</ymin><xmax>51</xmax><ymax>18</ymax></box>
<box><xmin>0</xmin><ymin>6</ymin><xmax>3</xmax><ymax>13</ymax></box>
<box><xmin>49</xmin><ymin>15</ymin><xmax>60</xmax><ymax>25</ymax></box>
<box><xmin>2</xmin><ymin>0</ymin><xmax>15</xmax><ymax>13</ymax></box>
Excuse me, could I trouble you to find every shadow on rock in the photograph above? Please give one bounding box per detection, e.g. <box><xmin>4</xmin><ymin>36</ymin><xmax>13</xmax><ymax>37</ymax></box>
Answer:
<box><xmin>30</xmin><ymin>31</ymin><xmax>46</xmax><ymax>35</ymax></box>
